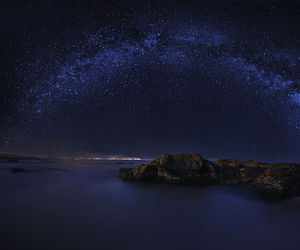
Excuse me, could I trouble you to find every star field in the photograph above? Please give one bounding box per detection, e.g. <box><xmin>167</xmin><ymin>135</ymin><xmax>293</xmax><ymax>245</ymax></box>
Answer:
<box><xmin>0</xmin><ymin>0</ymin><xmax>299</xmax><ymax>160</ymax></box>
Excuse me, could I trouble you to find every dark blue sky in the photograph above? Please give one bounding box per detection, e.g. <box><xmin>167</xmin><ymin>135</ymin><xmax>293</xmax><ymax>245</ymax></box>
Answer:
<box><xmin>0</xmin><ymin>0</ymin><xmax>300</xmax><ymax>161</ymax></box>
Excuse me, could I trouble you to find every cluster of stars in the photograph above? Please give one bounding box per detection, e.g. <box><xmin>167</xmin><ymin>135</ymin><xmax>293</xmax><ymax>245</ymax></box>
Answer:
<box><xmin>1</xmin><ymin>1</ymin><xmax>300</xmax><ymax>159</ymax></box>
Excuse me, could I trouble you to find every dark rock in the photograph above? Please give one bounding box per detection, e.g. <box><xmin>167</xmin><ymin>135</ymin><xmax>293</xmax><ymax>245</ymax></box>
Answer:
<box><xmin>119</xmin><ymin>153</ymin><xmax>300</xmax><ymax>197</ymax></box>
<box><xmin>6</xmin><ymin>159</ymin><xmax>20</xmax><ymax>163</ymax></box>
<box><xmin>11</xmin><ymin>167</ymin><xmax>27</xmax><ymax>173</ymax></box>
<box><xmin>253</xmin><ymin>164</ymin><xmax>300</xmax><ymax>196</ymax></box>
<box><xmin>40</xmin><ymin>158</ymin><xmax>56</xmax><ymax>163</ymax></box>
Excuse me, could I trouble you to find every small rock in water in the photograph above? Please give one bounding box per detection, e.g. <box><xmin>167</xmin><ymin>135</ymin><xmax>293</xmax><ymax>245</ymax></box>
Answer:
<box><xmin>11</xmin><ymin>167</ymin><xmax>27</xmax><ymax>173</ymax></box>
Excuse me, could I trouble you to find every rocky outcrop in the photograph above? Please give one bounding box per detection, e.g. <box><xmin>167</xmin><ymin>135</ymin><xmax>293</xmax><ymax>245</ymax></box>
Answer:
<box><xmin>119</xmin><ymin>153</ymin><xmax>300</xmax><ymax>197</ymax></box>
<box><xmin>11</xmin><ymin>167</ymin><xmax>27</xmax><ymax>173</ymax></box>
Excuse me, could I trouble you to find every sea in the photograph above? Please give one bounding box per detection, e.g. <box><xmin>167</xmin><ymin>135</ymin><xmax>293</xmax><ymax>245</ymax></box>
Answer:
<box><xmin>0</xmin><ymin>160</ymin><xmax>299</xmax><ymax>250</ymax></box>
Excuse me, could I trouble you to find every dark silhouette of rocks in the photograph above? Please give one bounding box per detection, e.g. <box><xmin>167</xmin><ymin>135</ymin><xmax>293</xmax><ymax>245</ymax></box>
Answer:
<box><xmin>119</xmin><ymin>153</ymin><xmax>300</xmax><ymax>197</ymax></box>
<box><xmin>0</xmin><ymin>153</ymin><xmax>59</xmax><ymax>163</ymax></box>
<box><xmin>6</xmin><ymin>158</ymin><xmax>20</xmax><ymax>163</ymax></box>
<box><xmin>11</xmin><ymin>167</ymin><xmax>27</xmax><ymax>173</ymax></box>
<box><xmin>40</xmin><ymin>158</ymin><xmax>57</xmax><ymax>163</ymax></box>
<box><xmin>0</xmin><ymin>153</ymin><xmax>40</xmax><ymax>162</ymax></box>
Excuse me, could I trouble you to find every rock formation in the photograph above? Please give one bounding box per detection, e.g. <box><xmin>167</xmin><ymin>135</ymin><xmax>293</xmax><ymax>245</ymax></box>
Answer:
<box><xmin>119</xmin><ymin>153</ymin><xmax>300</xmax><ymax>197</ymax></box>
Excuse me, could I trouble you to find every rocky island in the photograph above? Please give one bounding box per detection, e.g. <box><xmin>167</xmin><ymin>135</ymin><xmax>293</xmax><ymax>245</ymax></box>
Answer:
<box><xmin>120</xmin><ymin>153</ymin><xmax>300</xmax><ymax>197</ymax></box>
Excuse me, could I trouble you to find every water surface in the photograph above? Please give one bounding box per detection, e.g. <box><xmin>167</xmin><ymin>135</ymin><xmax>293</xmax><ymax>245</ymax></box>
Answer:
<box><xmin>0</xmin><ymin>160</ymin><xmax>299</xmax><ymax>250</ymax></box>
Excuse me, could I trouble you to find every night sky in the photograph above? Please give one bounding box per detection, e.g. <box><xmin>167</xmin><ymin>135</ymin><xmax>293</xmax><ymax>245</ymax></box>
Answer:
<box><xmin>0</xmin><ymin>0</ymin><xmax>299</xmax><ymax>161</ymax></box>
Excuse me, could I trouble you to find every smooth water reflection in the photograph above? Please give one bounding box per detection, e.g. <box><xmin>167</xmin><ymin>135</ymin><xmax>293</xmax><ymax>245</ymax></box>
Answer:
<box><xmin>0</xmin><ymin>161</ymin><xmax>299</xmax><ymax>250</ymax></box>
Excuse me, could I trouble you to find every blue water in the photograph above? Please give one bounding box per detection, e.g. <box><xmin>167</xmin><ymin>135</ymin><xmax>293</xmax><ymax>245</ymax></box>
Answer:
<box><xmin>0</xmin><ymin>160</ymin><xmax>300</xmax><ymax>250</ymax></box>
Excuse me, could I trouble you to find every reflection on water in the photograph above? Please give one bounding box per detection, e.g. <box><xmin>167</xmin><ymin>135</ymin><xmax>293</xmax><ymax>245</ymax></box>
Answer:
<box><xmin>0</xmin><ymin>161</ymin><xmax>300</xmax><ymax>250</ymax></box>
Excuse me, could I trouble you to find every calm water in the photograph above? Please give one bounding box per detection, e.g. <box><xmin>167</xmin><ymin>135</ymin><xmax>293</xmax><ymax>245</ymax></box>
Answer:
<box><xmin>0</xmin><ymin>160</ymin><xmax>300</xmax><ymax>250</ymax></box>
